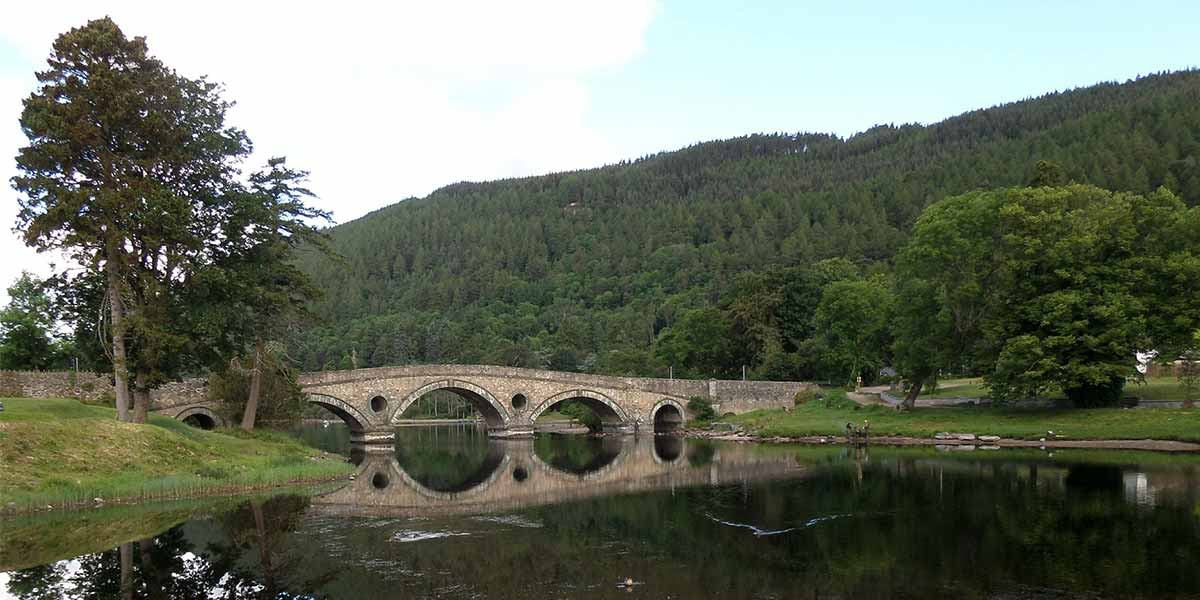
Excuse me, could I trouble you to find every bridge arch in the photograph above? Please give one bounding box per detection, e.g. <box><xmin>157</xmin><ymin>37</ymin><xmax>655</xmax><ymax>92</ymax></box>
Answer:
<box><xmin>650</xmin><ymin>398</ymin><xmax>686</xmax><ymax>432</ymax></box>
<box><xmin>307</xmin><ymin>393</ymin><xmax>373</xmax><ymax>432</ymax></box>
<box><xmin>393</xmin><ymin>379</ymin><xmax>509</xmax><ymax>428</ymax></box>
<box><xmin>530</xmin><ymin>434</ymin><xmax>626</xmax><ymax>479</ymax></box>
<box><xmin>176</xmin><ymin>406</ymin><xmax>224</xmax><ymax>430</ymax></box>
<box><xmin>528</xmin><ymin>389</ymin><xmax>631</xmax><ymax>429</ymax></box>
<box><xmin>389</xmin><ymin>451</ymin><xmax>512</xmax><ymax>500</ymax></box>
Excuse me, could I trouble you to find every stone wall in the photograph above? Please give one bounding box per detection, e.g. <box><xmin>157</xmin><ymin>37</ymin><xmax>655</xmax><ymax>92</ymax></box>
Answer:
<box><xmin>709</xmin><ymin>380</ymin><xmax>812</xmax><ymax>414</ymax></box>
<box><xmin>0</xmin><ymin>370</ymin><xmax>115</xmax><ymax>403</ymax></box>
<box><xmin>298</xmin><ymin>364</ymin><xmax>814</xmax><ymax>430</ymax></box>
<box><xmin>0</xmin><ymin>370</ymin><xmax>208</xmax><ymax>407</ymax></box>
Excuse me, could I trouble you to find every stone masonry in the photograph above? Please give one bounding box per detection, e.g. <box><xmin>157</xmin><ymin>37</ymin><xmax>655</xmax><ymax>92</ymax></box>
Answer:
<box><xmin>4</xmin><ymin>365</ymin><xmax>814</xmax><ymax>438</ymax></box>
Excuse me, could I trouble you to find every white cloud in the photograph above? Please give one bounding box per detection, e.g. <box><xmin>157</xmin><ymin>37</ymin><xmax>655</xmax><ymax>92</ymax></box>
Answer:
<box><xmin>0</xmin><ymin>1</ymin><xmax>659</xmax><ymax>302</ymax></box>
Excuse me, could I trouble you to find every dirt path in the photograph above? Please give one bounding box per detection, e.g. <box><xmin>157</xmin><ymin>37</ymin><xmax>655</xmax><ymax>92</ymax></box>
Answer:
<box><xmin>847</xmin><ymin>385</ymin><xmax>892</xmax><ymax>406</ymax></box>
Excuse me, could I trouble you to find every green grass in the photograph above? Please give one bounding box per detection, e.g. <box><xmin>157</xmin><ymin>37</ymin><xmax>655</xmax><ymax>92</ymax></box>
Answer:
<box><xmin>731</xmin><ymin>390</ymin><xmax>1200</xmax><ymax>442</ymax></box>
<box><xmin>0</xmin><ymin>397</ymin><xmax>354</xmax><ymax>511</ymax></box>
<box><xmin>918</xmin><ymin>376</ymin><xmax>1196</xmax><ymax>401</ymax></box>
<box><xmin>919</xmin><ymin>378</ymin><xmax>991</xmax><ymax>399</ymax></box>
<box><xmin>535</xmin><ymin>410</ymin><xmax>578</xmax><ymax>422</ymax></box>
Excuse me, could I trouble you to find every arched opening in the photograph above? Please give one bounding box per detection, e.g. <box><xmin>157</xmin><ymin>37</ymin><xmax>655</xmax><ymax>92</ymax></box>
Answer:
<box><xmin>181</xmin><ymin>413</ymin><xmax>217</xmax><ymax>430</ymax></box>
<box><xmin>512</xmin><ymin>466</ymin><xmax>529</xmax><ymax>482</ymax></box>
<box><xmin>529</xmin><ymin>391</ymin><xmax>629</xmax><ymax>433</ymax></box>
<box><xmin>394</xmin><ymin>427</ymin><xmax>508</xmax><ymax>494</ymax></box>
<box><xmin>394</xmin><ymin>381</ymin><xmax>508</xmax><ymax>429</ymax></box>
<box><xmin>176</xmin><ymin>407</ymin><xmax>223</xmax><ymax>430</ymax></box>
<box><xmin>652</xmin><ymin>402</ymin><xmax>685</xmax><ymax>433</ymax></box>
<box><xmin>654</xmin><ymin>436</ymin><xmax>684</xmax><ymax>463</ymax></box>
<box><xmin>534</xmin><ymin>434</ymin><xmax>623</xmax><ymax>475</ymax></box>
<box><xmin>306</xmin><ymin>394</ymin><xmax>370</xmax><ymax>432</ymax></box>
<box><xmin>511</xmin><ymin>393</ymin><xmax>527</xmax><ymax>410</ymax></box>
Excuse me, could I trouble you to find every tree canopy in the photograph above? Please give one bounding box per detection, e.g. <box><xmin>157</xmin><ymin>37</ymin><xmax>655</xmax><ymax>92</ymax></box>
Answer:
<box><xmin>0</xmin><ymin>273</ymin><xmax>71</xmax><ymax>371</ymax></box>
<box><xmin>12</xmin><ymin>18</ymin><xmax>326</xmax><ymax>423</ymax></box>
<box><xmin>290</xmin><ymin>70</ymin><xmax>1200</xmax><ymax>386</ymax></box>
<box><xmin>896</xmin><ymin>184</ymin><xmax>1200</xmax><ymax>405</ymax></box>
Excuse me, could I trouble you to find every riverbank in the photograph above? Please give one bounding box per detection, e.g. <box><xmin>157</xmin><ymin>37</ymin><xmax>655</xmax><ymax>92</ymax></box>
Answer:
<box><xmin>714</xmin><ymin>391</ymin><xmax>1200</xmax><ymax>451</ymax></box>
<box><xmin>0</xmin><ymin>398</ymin><xmax>354</xmax><ymax>513</ymax></box>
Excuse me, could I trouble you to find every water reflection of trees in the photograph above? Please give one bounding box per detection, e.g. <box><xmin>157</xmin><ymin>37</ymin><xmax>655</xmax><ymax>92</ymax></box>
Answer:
<box><xmin>533</xmin><ymin>434</ymin><xmax>623</xmax><ymax>474</ymax></box>
<box><xmin>7</xmin><ymin>452</ymin><xmax>1200</xmax><ymax>599</ymax></box>
<box><xmin>5</xmin><ymin>496</ymin><xmax>331</xmax><ymax>600</ymax></box>
<box><xmin>393</xmin><ymin>425</ymin><xmax>500</xmax><ymax>492</ymax></box>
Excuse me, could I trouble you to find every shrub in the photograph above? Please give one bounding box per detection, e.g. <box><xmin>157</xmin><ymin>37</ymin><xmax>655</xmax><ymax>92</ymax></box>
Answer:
<box><xmin>687</xmin><ymin>396</ymin><xmax>716</xmax><ymax>421</ymax></box>
<box><xmin>793</xmin><ymin>387</ymin><xmax>820</xmax><ymax>405</ymax></box>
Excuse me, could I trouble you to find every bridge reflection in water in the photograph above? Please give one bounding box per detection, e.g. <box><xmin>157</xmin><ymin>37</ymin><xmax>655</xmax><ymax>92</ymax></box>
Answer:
<box><xmin>315</xmin><ymin>433</ymin><xmax>809</xmax><ymax>518</ymax></box>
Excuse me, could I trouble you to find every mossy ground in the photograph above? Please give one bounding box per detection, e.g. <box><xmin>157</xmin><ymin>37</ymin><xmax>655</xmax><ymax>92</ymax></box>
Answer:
<box><xmin>729</xmin><ymin>390</ymin><xmax>1200</xmax><ymax>442</ymax></box>
<box><xmin>0</xmin><ymin>397</ymin><xmax>353</xmax><ymax>510</ymax></box>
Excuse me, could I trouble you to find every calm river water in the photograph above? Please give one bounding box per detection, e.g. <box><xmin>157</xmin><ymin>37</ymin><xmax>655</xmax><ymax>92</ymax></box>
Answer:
<box><xmin>3</xmin><ymin>424</ymin><xmax>1200</xmax><ymax>599</ymax></box>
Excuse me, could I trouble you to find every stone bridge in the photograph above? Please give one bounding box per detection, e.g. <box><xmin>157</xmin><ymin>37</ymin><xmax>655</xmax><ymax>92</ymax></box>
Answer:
<box><xmin>294</xmin><ymin>365</ymin><xmax>813</xmax><ymax>442</ymax></box>
<box><xmin>314</xmin><ymin>436</ymin><xmax>810</xmax><ymax>518</ymax></box>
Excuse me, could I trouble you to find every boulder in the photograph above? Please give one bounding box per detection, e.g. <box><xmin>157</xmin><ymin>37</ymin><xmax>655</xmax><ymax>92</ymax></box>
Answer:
<box><xmin>978</xmin><ymin>435</ymin><xmax>1001</xmax><ymax>442</ymax></box>
<box><xmin>956</xmin><ymin>433</ymin><xmax>977</xmax><ymax>441</ymax></box>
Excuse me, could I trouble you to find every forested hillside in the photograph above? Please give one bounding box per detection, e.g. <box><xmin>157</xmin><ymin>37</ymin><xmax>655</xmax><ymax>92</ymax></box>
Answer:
<box><xmin>291</xmin><ymin>70</ymin><xmax>1200</xmax><ymax>379</ymax></box>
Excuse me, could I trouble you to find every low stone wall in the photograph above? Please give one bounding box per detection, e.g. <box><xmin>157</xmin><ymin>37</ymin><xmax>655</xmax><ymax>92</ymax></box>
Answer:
<box><xmin>0</xmin><ymin>370</ymin><xmax>115</xmax><ymax>403</ymax></box>
<box><xmin>710</xmin><ymin>380</ymin><xmax>815</xmax><ymax>414</ymax></box>
<box><xmin>0</xmin><ymin>370</ymin><xmax>208</xmax><ymax>408</ymax></box>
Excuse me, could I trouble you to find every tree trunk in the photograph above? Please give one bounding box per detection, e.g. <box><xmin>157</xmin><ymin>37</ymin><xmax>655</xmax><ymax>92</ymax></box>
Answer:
<box><xmin>106</xmin><ymin>256</ymin><xmax>132</xmax><ymax>422</ymax></box>
<box><xmin>252</xmin><ymin>501</ymin><xmax>277</xmax><ymax>594</ymax></box>
<box><xmin>132</xmin><ymin>372</ymin><xmax>149</xmax><ymax>424</ymax></box>
<box><xmin>119</xmin><ymin>542</ymin><xmax>134</xmax><ymax>600</ymax></box>
<box><xmin>138</xmin><ymin>538</ymin><xmax>161</xmax><ymax>598</ymax></box>
<box><xmin>903</xmin><ymin>378</ymin><xmax>924</xmax><ymax>411</ymax></box>
<box><xmin>242</xmin><ymin>339</ymin><xmax>265</xmax><ymax>431</ymax></box>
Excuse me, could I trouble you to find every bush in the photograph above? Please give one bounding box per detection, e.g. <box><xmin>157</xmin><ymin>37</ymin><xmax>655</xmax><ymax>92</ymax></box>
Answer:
<box><xmin>793</xmin><ymin>387</ymin><xmax>820</xmax><ymax>405</ymax></box>
<box><xmin>558</xmin><ymin>400</ymin><xmax>602</xmax><ymax>432</ymax></box>
<box><xmin>687</xmin><ymin>396</ymin><xmax>716</xmax><ymax>421</ymax></box>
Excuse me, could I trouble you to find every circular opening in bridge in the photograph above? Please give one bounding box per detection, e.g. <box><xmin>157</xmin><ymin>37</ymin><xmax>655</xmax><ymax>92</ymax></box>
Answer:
<box><xmin>512</xmin><ymin>467</ymin><xmax>529</xmax><ymax>482</ymax></box>
<box><xmin>370</xmin><ymin>395</ymin><xmax>388</xmax><ymax>414</ymax></box>
<box><xmin>511</xmin><ymin>393</ymin><xmax>527</xmax><ymax>410</ymax></box>
<box><xmin>371</xmin><ymin>471</ymin><xmax>390</xmax><ymax>490</ymax></box>
<box><xmin>182</xmin><ymin>413</ymin><xmax>216</xmax><ymax>430</ymax></box>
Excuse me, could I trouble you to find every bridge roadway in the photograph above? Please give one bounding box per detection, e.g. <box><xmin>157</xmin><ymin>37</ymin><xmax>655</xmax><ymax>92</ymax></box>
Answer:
<box><xmin>312</xmin><ymin>436</ymin><xmax>811</xmax><ymax>519</ymax></box>
<box><xmin>149</xmin><ymin>365</ymin><xmax>812</xmax><ymax>440</ymax></box>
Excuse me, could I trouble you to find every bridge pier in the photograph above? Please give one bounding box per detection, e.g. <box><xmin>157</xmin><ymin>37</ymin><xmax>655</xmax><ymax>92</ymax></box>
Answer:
<box><xmin>606</xmin><ymin>423</ymin><xmax>638</xmax><ymax>435</ymax></box>
<box><xmin>487</xmin><ymin>425</ymin><xmax>535</xmax><ymax>439</ymax></box>
<box><xmin>352</xmin><ymin>430</ymin><xmax>396</xmax><ymax>445</ymax></box>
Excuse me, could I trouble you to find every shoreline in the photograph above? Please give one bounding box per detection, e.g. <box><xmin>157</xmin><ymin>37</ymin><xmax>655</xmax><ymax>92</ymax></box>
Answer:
<box><xmin>683</xmin><ymin>430</ymin><xmax>1200</xmax><ymax>452</ymax></box>
<box><xmin>0</xmin><ymin>473</ymin><xmax>353</xmax><ymax>517</ymax></box>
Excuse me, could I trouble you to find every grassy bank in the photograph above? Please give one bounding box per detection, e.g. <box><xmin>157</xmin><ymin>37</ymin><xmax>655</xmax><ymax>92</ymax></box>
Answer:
<box><xmin>0</xmin><ymin>397</ymin><xmax>353</xmax><ymax>511</ymax></box>
<box><xmin>921</xmin><ymin>375</ymin><xmax>1196</xmax><ymax>401</ymax></box>
<box><xmin>729</xmin><ymin>391</ymin><xmax>1200</xmax><ymax>442</ymax></box>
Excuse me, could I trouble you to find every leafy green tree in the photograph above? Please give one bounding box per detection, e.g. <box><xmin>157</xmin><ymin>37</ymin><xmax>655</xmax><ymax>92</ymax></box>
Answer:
<box><xmin>0</xmin><ymin>273</ymin><xmax>68</xmax><ymax>370</ymax></box>
<box><xmin>208</xmin><ymin>344</ymin><xmax>305</xmax><ymax>427</ymax></box>
<box><xmin>1178</xmin><ymin>330</ymin><xmax>1200</xmax><ymax>409</ymax></box>
<box><xmin>812</xmin><ymin>277</ymin><xmax>895</xmax><ymax>386</ymax></box>
<box><xmin>655</xmin><ymin>307</ymin><xmax>745</xmax><ymax>379</ymax></box>
<box><xmin>14</xmin><ymin>19</ymin><xmax>325</xmax><ymax>426</ymax></box>
<box><xmin>212</xmin><ymin>158</ymin><xmax>330</xmax><ymax>430</ymax></box>
<box><xmin>13</xmin><ymin>18</ymin><xmax>250</xmax><ymax>421</ymax></box>
<box><xmin>897</xmin><ymin>184</ymin><xmax>1200</xmax><ymax>405</ymax></box>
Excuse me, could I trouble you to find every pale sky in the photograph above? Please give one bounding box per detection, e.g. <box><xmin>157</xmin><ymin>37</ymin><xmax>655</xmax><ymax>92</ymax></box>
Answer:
<box><xmin>1</xmin><ymin>0</ymin><xmax>1198</xmax><ymax>303</ymax></box>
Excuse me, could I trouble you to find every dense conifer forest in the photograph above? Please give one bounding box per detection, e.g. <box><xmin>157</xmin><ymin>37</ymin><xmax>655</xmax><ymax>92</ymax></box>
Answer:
<box><xmin>290</xmin><ymin>70</ymin><xmax>1200</xmax><ymax>381</ymax></box>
